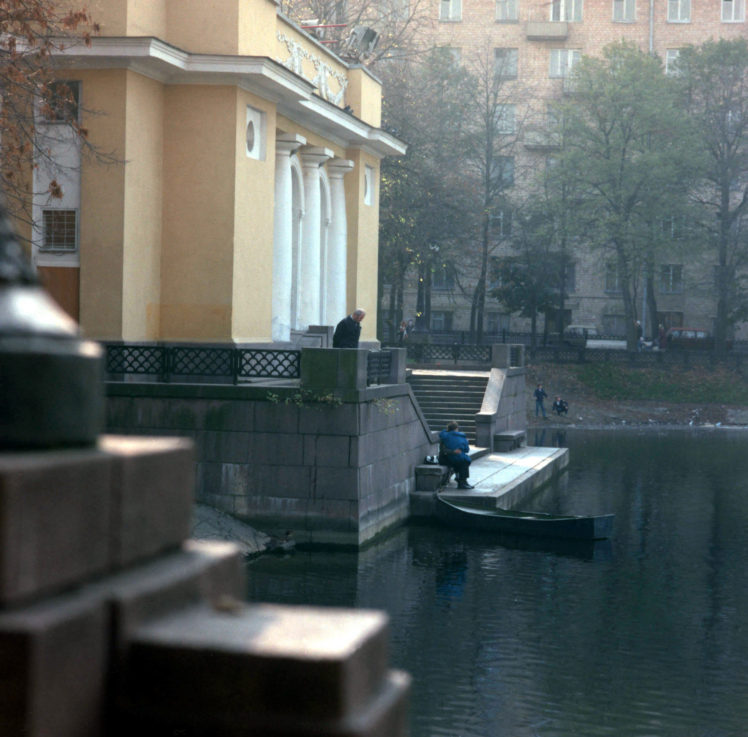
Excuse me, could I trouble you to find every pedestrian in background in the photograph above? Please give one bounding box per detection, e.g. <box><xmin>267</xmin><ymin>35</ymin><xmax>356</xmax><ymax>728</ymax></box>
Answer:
<box><xmin>534</xmin><ymin>383</ymin><xmax>548</xmax><ymax>419</ymax></box>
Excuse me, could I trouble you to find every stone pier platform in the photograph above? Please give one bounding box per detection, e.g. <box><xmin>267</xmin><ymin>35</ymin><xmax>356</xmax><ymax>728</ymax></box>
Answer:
<box><xmin>411</xmin><ymin>445</ymin><xmax>569</xmax><ymax>516</ymax></box>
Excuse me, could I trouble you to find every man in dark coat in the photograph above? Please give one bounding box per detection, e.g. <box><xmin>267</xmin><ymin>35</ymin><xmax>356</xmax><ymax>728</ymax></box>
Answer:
<box><xmin>333</xmin><ymin>308</ymin><xmax>366</xmax><ymax>348</ymax></box>
<box><xmin>438</xmin><ymin>421</ymin><xmax>473</xmax><ymax>489</ymax></box>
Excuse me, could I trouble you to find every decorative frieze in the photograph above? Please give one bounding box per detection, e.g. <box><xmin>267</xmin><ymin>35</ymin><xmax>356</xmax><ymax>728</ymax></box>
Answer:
<box><xmin>276</xmin><ymin>32</ymin><xmax>348</xmax><ymax>106</ymax></box>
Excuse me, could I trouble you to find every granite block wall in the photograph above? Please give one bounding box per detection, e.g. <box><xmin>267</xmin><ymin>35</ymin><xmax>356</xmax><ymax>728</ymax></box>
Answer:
<box><xmin>106</xmin><ymin>384</ymin><xmax>433</xmax><ymax>547</ymax></box>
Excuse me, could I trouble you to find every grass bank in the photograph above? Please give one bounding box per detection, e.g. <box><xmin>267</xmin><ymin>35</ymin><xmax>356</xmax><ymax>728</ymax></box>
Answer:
<box><xmin>574</xmin><ymin>363</ymin><xmax>748</xmax><ymax>404</ymax></box>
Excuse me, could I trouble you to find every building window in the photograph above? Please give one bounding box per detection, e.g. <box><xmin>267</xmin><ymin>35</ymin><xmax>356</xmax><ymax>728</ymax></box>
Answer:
<box><xmin>443</xmin><ymin>46</ymin><xmax>462</xmax><ymax>66</ymax></box>
<box><xmin>39</xmin><ymin>80</ymin><xmax>81</xmax><ymax>124</ymax></box>
<box><xmin>613</xmin><ymin>0</ymin><xmax>635</xmax><ymax>21</ymax></box>
<box><xmin>440</xmin><ymin>0</ymin><xmax>462</xmax><ymax>21</ymax></box>
<box><xmin>486</xmin><ymin>312</ymin><xmax>511</xmax><ymax>333</ymax></box>
<box><xmin>41</xmin><ymin>209</ymin><xmax>78</xmax><ymax>251</ymax></box>
<box><xmin>490</xmin><ymin>208</ymin><xmax>512</xmax><ymax>237</ymax></box>
<box><xmin>551</xmin><ymin>0</ymin><xmax>582</xmax><ymax>21</ymax></box>
<box><xmin>549</xmin><ymin>49</ymin><xmax>581</xmax><ymax>78</ymax></box>
<box><xmin>661</xmin><ymin>215</ymin><xmax>686</xmax><ymax>239</ymax></box>
<box><xmin>665</xmin><ymin>49</ymin><xmax>682</xmax><ymax>75</ymax></box>
<box><xmin>432</xmin><ymin>266</ymin><xmax>455</xmax><ymax>290</ymax></box>
<box><xmin>494</xmin><ymin>48</ymin><xmax>518</xmax><ymax>80</ymax></box>
<box><xmin>431</xmin><ymin>311</ymin><xmax>453</xmax><ymax>331</ymax></box>
<box><xmin>491</xmin><ymin>157</ymin><xmax>515</xmax><ymax>189</ymax></box>
<box><xmin>602</xmin><ymin>314</ymin><xmax>626</xmax><ymax>336</ymax></box>
<box><xmin>496</xmin><ymin>0</ymin><xmax>519</xmax><ymax>21</ymax></box>
<box><xmin>364</xmin><ymin>165</ymin><xmax>374</xmax><ymax>206</ymax></box>
<box><xmin>246</xmin><ymin>106</ymin><xmax>266</xmax><ymax>160</ymax></box>
<box><xmin>605</xmin><ymin>262</ymin><xmax>621</xmax><ymax>293</ymax></box>
<box><xmin>667</xmin><ymin>0</ymin><xmax>690</xmax><ymax>22</ymax></box>
<box><xmin>722</xmin><ymin>0</ymin><xmax>745</xmax><ymax>20</ymax></box>
<box><xmin>659</xmin><ymin>264</ymin><xmax>683</xmax><ymax>294</ymax></box>
<box><xmin>563</xmin><ymin>262</ymin><xmax>576</xmax><ymax>293</ymax></box>
<box><xmin>495</xmin><ymin>104</ymin><xmax>516</xmax><ymax>134</ymax></box>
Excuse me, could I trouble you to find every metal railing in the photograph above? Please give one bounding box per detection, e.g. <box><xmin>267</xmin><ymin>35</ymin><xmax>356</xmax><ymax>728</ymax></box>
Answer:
<box><xmin>405</xmin><ymin>343</ymin><xmax>492</xmax><ymax>364</ymax></box>
<box><xmin>104</xmin><ymin>343</ymin><xmax>301</xmax><ymax>383</ymax></box>
<box><xmin>104</xmin><ymin>342</ymin><xmax>398</xmax><ymax>385</ymax></box>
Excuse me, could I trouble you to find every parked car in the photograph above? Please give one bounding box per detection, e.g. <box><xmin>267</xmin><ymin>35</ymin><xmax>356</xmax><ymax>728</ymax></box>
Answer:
<box><xmin>563</xmin><ymin>325</ymin><xmax>599</xmax><ymax>347</ymax></box>
<box><xmin>665</xmin><ymin>327</ymin><xmax>715</xmax><ymax>350</ymax></box>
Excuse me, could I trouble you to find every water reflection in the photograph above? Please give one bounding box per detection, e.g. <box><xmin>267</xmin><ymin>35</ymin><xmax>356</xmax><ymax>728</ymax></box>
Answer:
<box><xmin>247</xmin><ymin>429</ymin><xmax>748</xmax><ymax>737</ymax></box>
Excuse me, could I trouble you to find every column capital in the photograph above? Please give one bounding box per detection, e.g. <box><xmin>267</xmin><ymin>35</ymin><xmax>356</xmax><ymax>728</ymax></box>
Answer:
<box><xmin>275</xmin><ymin>133</ymin><xmax>306</xmax><ymax>157</ymax></box>
<box><xmin>299</xmin><ymin>146</ymin><xmax>334</xmax><ymax>168</ymax></box>
<box><xmin>326</xmin><ymin>158</ymin><xmax>355</xmax><ymax>178</ymax></box>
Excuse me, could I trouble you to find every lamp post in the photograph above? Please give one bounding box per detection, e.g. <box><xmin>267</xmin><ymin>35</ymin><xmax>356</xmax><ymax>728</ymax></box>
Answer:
<box><xmin>0</xmin><ymin>201</ymin><xmax>103</xmax><ymax>448</ymax></box>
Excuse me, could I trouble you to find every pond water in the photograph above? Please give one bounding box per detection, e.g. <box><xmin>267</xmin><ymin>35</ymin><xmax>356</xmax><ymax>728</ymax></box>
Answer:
<box><xmin>246</xmin><ymin>429</ymin><xmax>748</xmax><ymax>737</ymax></box>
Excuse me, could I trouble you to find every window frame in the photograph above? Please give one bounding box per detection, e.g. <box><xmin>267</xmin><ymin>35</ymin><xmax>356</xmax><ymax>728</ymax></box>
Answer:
<box><xmin>549</xmin><ymin>49</ymin><xmax>581</xmax><ymax>78</ymax></box>
<box><xmin>721</xmin><ymin>0</ymin><xmax>745</xmax><ymax>21</ymax></box>
<box><xmin>40</xmin><ymin>208</ymin><xmax>79</xmax><ymax>252</ymax></box>
<box><xmin>667</xmin><ymin>0</ymin><xmax>690</xmax><ymax>22</ymax></box>
<box><xmin>496</xmin><ymin>0</ymin><xmax>519</xmax><ymax>21</ymax></box>
<box><xmin>495</xmin><ymin>104</ymin><xmax>517</xmax><ymax>134</ymax></box>
<box><xmin>430</xmin><ymin>310</ymin><xmax>453</xmax><ymax>332</ymax></box>
<box><xmin>612</xmin><ymin>0</ymin><xmax>635</xmax><ymax>22</ymax></box>
<box><xmin>39</xmin><ymin>80</ymin><xmax>81</xmax><ymax>125</ymax></box>
<box><xmin>658</xmin><ymin>264</ymin><xmax>683</xmax><ymax>294</ymax></box>
<box><xmin>605</xmin><ymin>262</ymin><xmax>621</xmax><ymax>293</ymax></box>
<box><xmin>550</xmin><ymin>0</ymin><xmax>582</xmax><ymax>22</ymax></box>
<box><xmin>439</xmin><ymin>0</ymin><xmax>462</xmax><ymax>21</ymax></box>
<box><xmin>494</xmin><ymin>48</ymin><xmax>519</xmax><ymax>79</ymax></box>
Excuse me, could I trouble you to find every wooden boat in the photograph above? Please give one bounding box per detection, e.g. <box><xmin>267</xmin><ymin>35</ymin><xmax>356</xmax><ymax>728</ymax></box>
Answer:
<box><xmin>435</xmin><ymin>497</ymin><xmax>614</xmax><ymax>541</ymax></box>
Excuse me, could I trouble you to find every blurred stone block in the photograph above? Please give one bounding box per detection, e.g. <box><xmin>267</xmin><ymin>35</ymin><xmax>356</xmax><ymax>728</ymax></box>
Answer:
<box><xmin>0</xmin><ymin>588</ymin><xmax>107</xmax><ymax>737</ymax></box>
<box><xmin>120</xmin><ymin>602</ymin><xmax>410</xmax><ymax>736</ymax></box>
<box><xmin>99</xmin><ymin>435</ymin><xmax>194</xmax><ymax>567</ymax></box>
<box><xmin>414</xmin><ymin>463</ymin><xmax>447</xmax><ymax>491</ymax></box>
<box><xmin>0</xmin><ymin>448</ymin><xmax>111</xmax><ymax>605</ymax></box>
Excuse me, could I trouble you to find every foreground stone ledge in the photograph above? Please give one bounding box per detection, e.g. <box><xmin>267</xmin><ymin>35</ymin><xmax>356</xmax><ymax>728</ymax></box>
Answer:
<box><xmin>100</xmin><ymin>435</ymin><xmax>194</xmax><ymax>567</ymax></box>
<box><xmin>0</xmin><ymin>586</ymin><xmax>108</xmax><ymax>737</ymax></box>
<box><xmin>0</xmin><ymin>436</ymin><xmax>195</xmax><ymax>605</ymax></box>
<box><xmin>122</xmin><ymin>602</ymin><xmax>402</xmax><ymax>729</ymax></box>
<box><xmin>0</xmin><ymin>448</ymin><xmax>112</xmax><ymax>605</ymax></box>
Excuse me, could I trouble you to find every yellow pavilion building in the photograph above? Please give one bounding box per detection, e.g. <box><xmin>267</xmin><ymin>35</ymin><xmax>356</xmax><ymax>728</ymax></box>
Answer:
<box><xmin>31</xmin><ymin>0</ymin><xmax>403</xmax><ymax>345</ymax></box>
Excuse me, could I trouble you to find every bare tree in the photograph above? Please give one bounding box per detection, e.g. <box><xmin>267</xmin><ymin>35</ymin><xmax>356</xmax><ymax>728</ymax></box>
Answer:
<box><xmin>677</xmin><ymin>39</ymin><xmax>748</xmax><ymax>354</ymax></box>
<box><xmin>461</xmin><ymin>42</ymin><xmax>534</xmax><ymax>343</ymax></box>
<box><xmin>0</xmin><ymin>1</ymin><xmax>100</xmax><ymax>226</ymax></box>
<box><xmin>279</xmin><ymin>0</ymin><xmax>433</xmax><ymax>66</ymax></box>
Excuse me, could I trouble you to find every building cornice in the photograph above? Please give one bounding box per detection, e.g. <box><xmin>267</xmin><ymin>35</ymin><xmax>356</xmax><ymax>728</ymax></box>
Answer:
<box><xmin>50</xmin><ymin>36</ymin><xmax>406</xmax><ymax>158</ymax></box>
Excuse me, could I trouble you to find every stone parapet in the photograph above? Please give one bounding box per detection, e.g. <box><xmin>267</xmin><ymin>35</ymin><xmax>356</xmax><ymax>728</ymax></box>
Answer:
<box><xmin>119</xmin><ymin>603</ymin><xmax>410</xmax><ymax>736</ymax></box>
<box><xmin>0</xmin><ymin>436</ymin><xmax>193</xmax><ymax>606</ymax></box>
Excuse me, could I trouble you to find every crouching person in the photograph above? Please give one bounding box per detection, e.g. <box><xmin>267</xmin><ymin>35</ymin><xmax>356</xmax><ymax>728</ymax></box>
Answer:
<box><xmin>552</xmin><ymin>396</ymin><xmax>569</xmax><ymax>416</ymax></box>
<box><xmin>438</xmin><ymin>421</ymin><xmax>474</xmax><ymax>489</ymax></box>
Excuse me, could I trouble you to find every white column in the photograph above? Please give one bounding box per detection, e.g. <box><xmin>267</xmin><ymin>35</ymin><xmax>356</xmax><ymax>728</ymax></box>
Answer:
<box><xmin>272</xmin><ymin>134</ymin><xmax>305</xmax><ymax>342</ymax></box>
<box><xmin>298</xmin><ymin>147</ymin><xmax>333</xmax><ymax>329</ymax></box>
<box><xmin>325</xmin><ymin>159</ymin><xmax>354</xmax><ymax>326</ymax></box>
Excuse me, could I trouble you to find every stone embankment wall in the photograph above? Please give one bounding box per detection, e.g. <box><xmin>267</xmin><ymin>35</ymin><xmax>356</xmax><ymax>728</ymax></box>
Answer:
<box><xmin>107</xmin><ymin>349</ymin><xmax>434</xmax><ymax>547</ymax></box>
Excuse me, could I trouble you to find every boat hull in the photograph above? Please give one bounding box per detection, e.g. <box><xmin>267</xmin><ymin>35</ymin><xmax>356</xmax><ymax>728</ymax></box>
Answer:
<box><xmin>435</xmin><ymin>497</ymin><xmax>614</xmax><ymax>540</ymax></box>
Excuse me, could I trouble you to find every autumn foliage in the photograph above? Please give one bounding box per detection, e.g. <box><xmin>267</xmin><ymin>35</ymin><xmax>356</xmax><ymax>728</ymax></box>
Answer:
<box><xmin>0</xmin><ymin>0</ymin><xmax>97</xmax><ymax>219</ymax></box>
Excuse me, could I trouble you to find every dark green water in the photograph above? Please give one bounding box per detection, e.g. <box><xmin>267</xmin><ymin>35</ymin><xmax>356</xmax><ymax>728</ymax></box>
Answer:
<box><xmin>246</xmin><ymin>429</ymin><xmax>748</xmax><ymax>737</ymax></box>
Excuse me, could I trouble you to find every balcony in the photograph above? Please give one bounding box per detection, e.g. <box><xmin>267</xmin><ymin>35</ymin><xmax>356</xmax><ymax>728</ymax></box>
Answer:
<box><xmin>525</xmin><ymin>20</ymin><xmax>568</xmax><ymax>39</ymax></box>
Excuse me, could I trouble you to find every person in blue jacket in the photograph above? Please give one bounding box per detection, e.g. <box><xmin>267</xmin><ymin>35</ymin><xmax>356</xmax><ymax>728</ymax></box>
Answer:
<box><xmin>438</xmin><ymin>421</ymin><xmax>474</xmax><ymax>489</ymax></box>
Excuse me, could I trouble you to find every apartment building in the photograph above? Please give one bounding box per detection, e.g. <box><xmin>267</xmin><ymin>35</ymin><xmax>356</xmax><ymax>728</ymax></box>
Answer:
<box><xmin>394</xmin><ymin>0</ymin><xmax>746</xmax><ymax>341</ymax></box>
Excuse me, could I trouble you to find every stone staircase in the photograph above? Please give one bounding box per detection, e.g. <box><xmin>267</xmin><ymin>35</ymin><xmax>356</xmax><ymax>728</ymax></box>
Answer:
<box><xmin>407</xmin><ymin>371</ymin><xmax>489</xmax><ymax>444</ymax></box>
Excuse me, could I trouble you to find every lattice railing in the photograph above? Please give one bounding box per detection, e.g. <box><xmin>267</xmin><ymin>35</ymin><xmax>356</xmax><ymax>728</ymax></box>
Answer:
<box><xmin>104</xmin><ymin>343</ymin><xmax>302</xmax><ymax>383</ymax></box>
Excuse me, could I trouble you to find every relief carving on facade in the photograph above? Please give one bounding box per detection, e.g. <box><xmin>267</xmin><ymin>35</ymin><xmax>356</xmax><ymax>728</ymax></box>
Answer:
<box><xmin>276</xmin><ymin>32</ymin><xmax>348</xmax><ymax>106</ymax></box>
